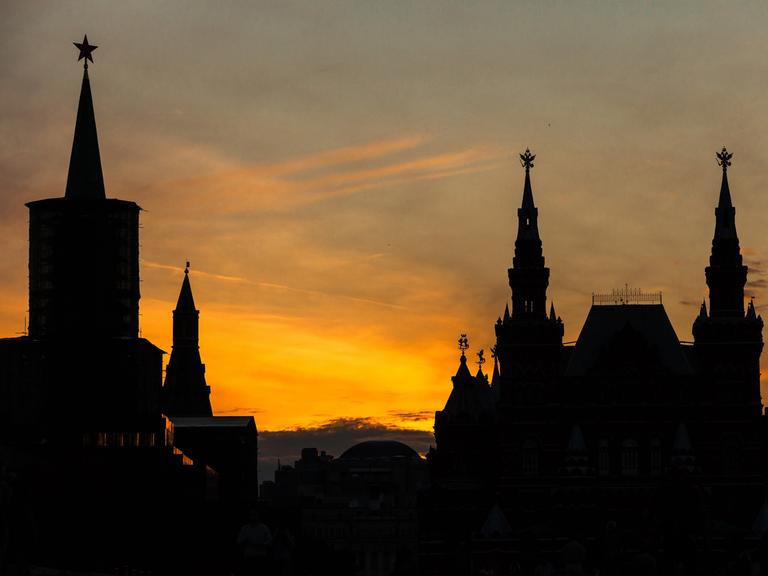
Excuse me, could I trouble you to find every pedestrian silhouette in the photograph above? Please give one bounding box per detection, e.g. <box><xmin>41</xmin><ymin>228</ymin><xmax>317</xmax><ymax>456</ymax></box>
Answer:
<box><xmin>236</xmin><ymin>508</ymin><xmax>272</xmax><ymax>575</ymax></box>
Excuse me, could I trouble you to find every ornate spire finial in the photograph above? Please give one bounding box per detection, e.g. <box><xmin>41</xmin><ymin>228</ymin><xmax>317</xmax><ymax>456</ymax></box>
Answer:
<box><xmin>716</xmin><ymin>147</ymin><xmax>733</xmax><ymax>172</ymax></box>
<box><xmin>185</xmin><ymin>261</ymin><xmax>190</xmax><ymax>275</ymax></box>
<box><xmin>519</xmin><ymin>148</ymin><xmax>535</xmax><ymax>171</ymax></box>
<box><xmin>458</xmin><ymin>333</ymin><xmax>469</xmax><ymax>357</ymax></box>
<box><xmin>73</xmin><ymin>35</ymin><xmax>97</xmax><ymax>70</ymax></box>
<box><xmin>490</xmin><ymin>344</ymin><xmax>497</xmax><ymax>360</ymax></box>
<box><xmin>476</xmin><ymin>349</ymin><xmax>486</xmax><ymax>368</ymax></box>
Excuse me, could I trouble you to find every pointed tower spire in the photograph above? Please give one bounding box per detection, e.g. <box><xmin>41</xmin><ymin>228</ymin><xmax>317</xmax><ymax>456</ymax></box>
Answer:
<box><xmin>715</xmin><ymin>147</ymin><xmax>736</xmax><ymax>239</ymax></box>
<box><xmin>176</xmin><ymin>261</ymin><xmax>196</xmax><ymax>312</ymax></box>
<box><xmin>747</xmin><ymin>298</ymin><xmax>757</xmax><ymax>320</ymax></box>
<box><xmin>65</xmin><ymin>36</ymin><xmax>105</xmax><ymax>200</ymax></box>
<box><xmin>162</xmin><ymin>263</ymin><xmax>212</xmax><ymax>416</ymax></box>
<box><xmin>549</xmin><ymin>302</ymin><xmax>556</xmax><ymax>322</ymax></box>
<box><xmin>699</xmin><ymin>299</ymin><xmax>708</xmax><ymax>319</ymax></box>
<box><xmin>509</xmin><ymin>148</ymin><xmax>549</xmax><ymax>319</ymax></box>
<box><xmin>514</xmin><ymin>149</ymin><xmax>543</xmax><ymax>251</ymax></box>
<box><xmin>518</xmin><ymin>149</ymin><xmax>539</xmax><ymax>241</ymax></box>
<box><xmin>704</xmin><ymin>148</ymin><xmax>747</xmax><ymax>318</ymax></box>
<box><xmin>475</xmin><ymin>349</ymin><xmax>488</xmax><ymax>384</ymax></box>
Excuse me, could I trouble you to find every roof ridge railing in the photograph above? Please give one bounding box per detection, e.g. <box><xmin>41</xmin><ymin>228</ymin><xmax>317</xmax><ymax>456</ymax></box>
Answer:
<box><xmin>592</xmin><ymin>286</ymin><xmax>662</xmax><ymax>306</ymax></box>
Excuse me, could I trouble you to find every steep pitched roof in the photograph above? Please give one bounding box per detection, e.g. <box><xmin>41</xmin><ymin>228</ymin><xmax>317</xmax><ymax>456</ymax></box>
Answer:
<box><xmin>565</xmin><ymin>304</ymin><xmax>692</xmax><ymax>377</ymax></box>
<box><xmin>65</xmin><ymin>68</ymin><xmax>105</xmax><ymax>199</ymax></box>
<box><xmin>441</xmin><ymin>354</ymin><xmax>496</xmax><ymax>424</ymax></box>
<box><xmin>176</xmin><ymin>269</ymin><xmax>197</xmax><ymax>311</ymax></box>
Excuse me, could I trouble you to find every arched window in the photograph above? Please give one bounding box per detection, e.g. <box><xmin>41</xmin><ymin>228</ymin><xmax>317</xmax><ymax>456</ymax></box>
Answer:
<box><xmin>621</xmin><ymin>439</ymin><xmax>639</xmax><ymax>476</ymax></box>
<box><xmin>522</xmin><ymin>439</ymin><xmax>539</xmax><ymax>476</ymax></box>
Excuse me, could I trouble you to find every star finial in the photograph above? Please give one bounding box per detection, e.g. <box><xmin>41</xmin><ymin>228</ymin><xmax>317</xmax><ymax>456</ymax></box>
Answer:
<box><xmin>458</xmin><ymin>333</ymin><xmax>469</xmax><ymax>357</ymax></box>
<box><xmin>73</xmin><ymin>35</ymin><xmax>97</xmax><ymax>69</ymax></box>
<box><xmin>520</xmin><ymin>148</ymin><xmax>535</xmax><ymax>171</ymax></box>
<box><xmin>716</xmin><ymin>147</ymin><xmax>733</xmax><ymax>172</ymax></box>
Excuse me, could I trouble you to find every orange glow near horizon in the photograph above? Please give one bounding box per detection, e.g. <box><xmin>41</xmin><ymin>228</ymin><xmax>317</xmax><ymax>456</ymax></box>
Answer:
<box><xmin>4</xmin><ymin>3</ymin><xmax>768</xmax><ymax>433</ymax></box>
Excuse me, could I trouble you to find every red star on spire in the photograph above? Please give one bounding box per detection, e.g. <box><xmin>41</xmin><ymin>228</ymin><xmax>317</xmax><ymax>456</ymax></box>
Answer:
<box><xmin>73</xmin><ymin>35</ymin><xmax>97</xmax><ymax>67</ymax></box>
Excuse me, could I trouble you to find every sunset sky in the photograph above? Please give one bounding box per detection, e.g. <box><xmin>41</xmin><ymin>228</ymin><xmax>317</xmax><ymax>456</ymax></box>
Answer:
<box><xmin>3</xmin><ymin>2</ymin><xmax>768</xmax><ymax>462</ymax></box>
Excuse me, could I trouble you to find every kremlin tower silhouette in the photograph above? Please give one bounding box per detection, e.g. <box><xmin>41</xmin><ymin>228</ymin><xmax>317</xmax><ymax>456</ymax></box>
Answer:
<box><xmin>0</xmin><ymin>36</ymin><xmax>257</xmax><ymax>573</ymax></box>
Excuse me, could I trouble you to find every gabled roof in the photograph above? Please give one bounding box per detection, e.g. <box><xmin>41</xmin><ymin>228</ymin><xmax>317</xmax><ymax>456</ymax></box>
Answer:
<box><xmin>565</xmin><ymin>304</ymin><xmax>692</xmax><ymax>377</ymax></box>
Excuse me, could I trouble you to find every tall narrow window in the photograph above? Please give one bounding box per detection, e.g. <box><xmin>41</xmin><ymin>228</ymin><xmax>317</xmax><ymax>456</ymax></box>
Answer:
<box><xmin>522</xmin><ymin>439</ymin><xmax>539</xmax><ymax>476</ymax></box>
<box><xmin>598</xmin><ymin>439</ymin><xmax>610</xmax><ymax>476</ymax></box>
<box><xmin>621</xmin><ymin>439</ymin><xmax>639</xmax><ymax>476</ymax></box>
<box><xmin>650</xmin><ymin>438</ymin><xmax>662</xmax><ymax>476</ymax></box>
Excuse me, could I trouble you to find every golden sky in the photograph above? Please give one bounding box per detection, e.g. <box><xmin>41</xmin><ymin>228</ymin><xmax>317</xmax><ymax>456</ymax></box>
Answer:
<box><xmin>3</xmin><ymin>1</ymin><xmax>768</xmax><ymax>434</ymax></box>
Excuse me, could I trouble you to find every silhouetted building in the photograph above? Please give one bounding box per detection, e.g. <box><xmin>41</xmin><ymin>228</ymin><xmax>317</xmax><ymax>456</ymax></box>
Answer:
<box><xmin>163</xmin><ymin>265</ymin><xmax>213</xmax><ymax>416</ymax></box>
<box><xmin>263</xmin><ymin>441</ymin><xmax>427</xmax><ymax>575</ymax></box>
<box><xmin>0</xmin><ymin>40</ymin><xmax>257</xmax><ymax>574</ymax></box>
<box><xmin>423</xmin><ymin>148</ymin><xmax>767</xmax><ymax>575</ymax></box>
<box><xmin>161</xmin><ymin>269</ymin><xmax>259</xmax><ymax>504</ymax></box>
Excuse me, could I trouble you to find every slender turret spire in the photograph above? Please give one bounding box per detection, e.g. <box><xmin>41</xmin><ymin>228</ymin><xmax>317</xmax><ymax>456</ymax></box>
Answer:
<box><xmin>515</xmin><ymin>148</ymin><xmax>544</xmax><ymax>254</ymax></box>
<box><xmin>176</xmin><ymin>261</ymin><xmax>196</xmax><ymax>312</ymax></box>
<box><xmin>705</xmin><ymin>148</ymin><xmax>747</xmax><ymax>317</ymax></box>
<box><xmin>509</xmin><ymin>148</ymin><xmax>549</xmax><ymax>318</ymax></box>
<box><xmin>162</xmin><ymin>263</ymin><xmax>212</xmax><ymax>416</ymax></box>
<box><xmin>714</xmin><ymin>147</ymin><xmax>736</xmax><ymax>240</ymax></box>
<box><xmin>518</xmin><ymin>149</ymin><xmax>539</xmax><ymax>240</ymax></box>
<box><xmin>65</xmin><ymin>36</ymin><xmax>105</xmax><ymax>200</ymax></box>
<box><xmin>747</xmin><ymin>298</ymin><xmax>758</xmax><ymax>320</ymax></box>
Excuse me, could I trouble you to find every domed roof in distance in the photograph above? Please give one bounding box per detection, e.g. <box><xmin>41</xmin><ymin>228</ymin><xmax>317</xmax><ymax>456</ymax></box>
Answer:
<box><xmin>340</xmin><ymin>440</ymin><xmax>420</xmax><ymax>461</ymax></box>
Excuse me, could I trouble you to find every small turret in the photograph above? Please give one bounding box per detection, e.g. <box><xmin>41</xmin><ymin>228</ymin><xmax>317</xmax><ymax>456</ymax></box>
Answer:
<box><xmin>162</xmin><ymin>264</ymin><xmax>212</xmax><ymax>416</ymax></box>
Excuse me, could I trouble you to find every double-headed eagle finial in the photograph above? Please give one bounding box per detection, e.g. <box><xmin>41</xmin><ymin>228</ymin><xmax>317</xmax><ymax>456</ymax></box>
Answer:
<box><xmin>458</xmin><ymin>334</ymin><xmax>469</xmax><ymax>357</ymax></box>
<box><xmin>716</xmin><ymin>147</ymin><xmax>733</xmax><ymax>172</ymax></box>
<box><xmin>520</xmin><ymin>148</ymin><xmax>535</xmax><ymax>171</ymax></box>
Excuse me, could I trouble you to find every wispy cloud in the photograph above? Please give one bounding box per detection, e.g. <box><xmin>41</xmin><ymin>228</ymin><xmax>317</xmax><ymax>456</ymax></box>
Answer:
<box><xmin>386</xmin><ymin>410</ymin><xmax>434</xmax><ymax>422</ymax></box>
<box><xmin>142</xmin><ymin>259</ymin><xmax>408</xmax><ymax>311</ymax></box>
<box><xmin>745</xmin><ymin>254</ymin><xmax>768</xmax><ymax>295</ymax></box>
<box><xmin>150</xmin><ymin>135</ymin><xmax>504</xmax><ymax>214</ymax></box>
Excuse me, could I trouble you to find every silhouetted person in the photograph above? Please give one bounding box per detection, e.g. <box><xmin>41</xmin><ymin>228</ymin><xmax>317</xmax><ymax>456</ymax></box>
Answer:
<box><xmin>272</xmin><ymin>525</ymin><xmax>295</xmax><ymax>576</ymax></box>
<box><xmin>237</xmin><ymin>508</ymin><xmax>272</xmax><ymax>575</ymax></box>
